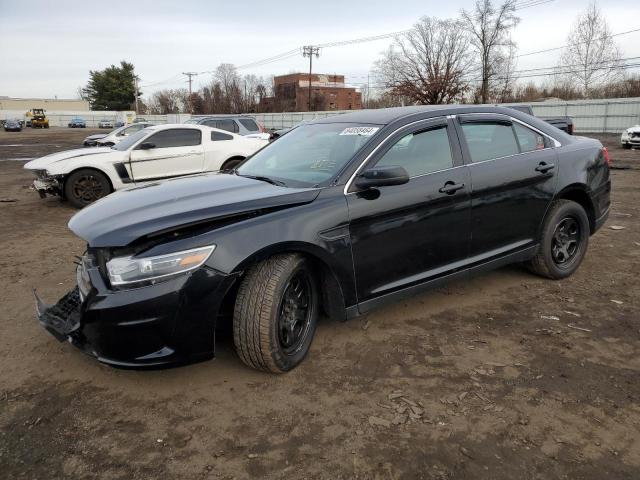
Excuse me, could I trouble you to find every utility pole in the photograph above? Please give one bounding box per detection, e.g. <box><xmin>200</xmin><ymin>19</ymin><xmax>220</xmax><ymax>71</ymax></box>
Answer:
<box><xmin>182</xmin><ymin>72</ymin><xmax>199</xmax><ymax>114</ymax></box>
<box><xmin>302</xmin><ymin>46</ymin><xmax>320</xmax><ymax>111</ymax></box>
<box><xmin>134</xmin><ymin>75</ymin><xmax>140</xmax><ymax>114</ymax></box>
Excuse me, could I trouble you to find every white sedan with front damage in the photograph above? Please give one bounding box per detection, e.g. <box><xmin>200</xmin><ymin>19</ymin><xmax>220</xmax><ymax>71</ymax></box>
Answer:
<box><xmin>621</xmin><ymin>125</ymin><xmax>640</xmax><ymax>149</ymax></box>
<box><xmin>24</xmin><ymin>124</ymin><xmax>268</xmax><ymax>208</ymax></box>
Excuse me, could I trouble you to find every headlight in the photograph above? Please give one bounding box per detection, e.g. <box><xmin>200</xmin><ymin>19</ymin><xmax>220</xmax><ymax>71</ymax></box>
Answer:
<box><xmin>106</xmin><ymin>245</ymin><xmax>215</xmax><ymax>286</ymax></box>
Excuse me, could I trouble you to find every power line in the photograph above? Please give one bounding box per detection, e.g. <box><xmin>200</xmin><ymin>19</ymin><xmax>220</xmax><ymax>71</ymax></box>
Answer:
<box><xmin>516</xmin><ymin>27</ymin><xmax>640</xmax><ymax>58</ymax></box>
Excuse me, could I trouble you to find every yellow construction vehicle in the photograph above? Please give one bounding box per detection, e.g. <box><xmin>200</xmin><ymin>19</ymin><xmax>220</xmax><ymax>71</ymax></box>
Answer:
<box><xmin>26</xmin><ymin>109</ymin><xmax>50</xmax><ymax>128</ymax></box>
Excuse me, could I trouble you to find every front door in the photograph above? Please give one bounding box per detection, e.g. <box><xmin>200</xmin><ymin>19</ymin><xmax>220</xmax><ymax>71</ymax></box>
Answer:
<box><xmin>456</xmin><ymin>115</ymin><xmax>559</xmax><ymax>257</ymax></box>
<box><xmin>129</xmin><ymin>128</ymin><xmax>205</xmax><ymax>181</ymax></box>
<box><xmin>347</xmin><ymin>118</ymin><xmax>471</xmax><ymax>303</ymax></box>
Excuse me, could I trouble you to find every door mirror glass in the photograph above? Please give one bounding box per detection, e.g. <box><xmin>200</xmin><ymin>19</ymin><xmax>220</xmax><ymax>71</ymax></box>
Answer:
<box><xmin>138</xmin><ymin>142</ymin><xmax>155</xmax><ymax>150</ymax></box>
<box><xmin>355</xmin><ymin>166</ymin><xmax>409</xmax><ymax>189</ymax></box>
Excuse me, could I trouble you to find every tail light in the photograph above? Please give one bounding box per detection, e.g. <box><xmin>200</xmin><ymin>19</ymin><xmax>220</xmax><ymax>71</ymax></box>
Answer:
<box><xmin>602</xmin><ymin>147</ymin><xmax>611</xmax><ymax>166</ymax></box>
<box><xmin>258</xmin><ymin>121</ymin><xmax>265</xmax><ymax>133</ymax></box>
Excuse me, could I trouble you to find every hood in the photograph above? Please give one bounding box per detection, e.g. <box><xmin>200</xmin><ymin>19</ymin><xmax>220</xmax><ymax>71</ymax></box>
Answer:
<box><xmin>68</xmin><ymin>173</ymin><xmax>321</xmax><ymax>247</ymax></box>
<box><xmin>625</xmin><ymin>125</ymin><xmax>640</xmax><ymax>133</ymax></box>
<box><xmin>24</xmin><ymin>147</ymin><xmax>115</xmax><ymax>170</ymax></box>
<box><xmin>85</xmin><ymin>133</ymin><xmax>108</xmax><ymax>141</ymax></box>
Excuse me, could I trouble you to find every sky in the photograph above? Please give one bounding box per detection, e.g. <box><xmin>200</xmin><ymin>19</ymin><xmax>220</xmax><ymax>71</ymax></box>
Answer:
<box><xmin>0</xmin><ymin>0</ymin><xmax>638</xmax><ymax>100</ymax></box>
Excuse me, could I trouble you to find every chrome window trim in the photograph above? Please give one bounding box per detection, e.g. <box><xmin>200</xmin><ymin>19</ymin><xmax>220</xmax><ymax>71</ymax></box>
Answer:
<box><xmin>458</xmin><ymin>112</ymin><xmax>561</xmax><ymax>148</ymax></box>
<box><xmin>343</xmin><ymin>116</ymin><xmax>449</xmax><ymax>195</ymax></box>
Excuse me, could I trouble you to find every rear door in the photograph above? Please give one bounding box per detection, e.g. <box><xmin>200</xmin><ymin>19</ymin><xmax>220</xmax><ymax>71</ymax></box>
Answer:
<box><xmin>129</xmin><ymin>128</ymin><xmax>205</xmax><ymax>181</ymax></box>
<box><xmin>456</xmin><ymin>114</ymin><xmax>559</xmax><ymax>257</ymax></box>
<box><xmin>347</xmin><ymin>117</ymin><xmax>471</xmax><ymax>303</ymax></box>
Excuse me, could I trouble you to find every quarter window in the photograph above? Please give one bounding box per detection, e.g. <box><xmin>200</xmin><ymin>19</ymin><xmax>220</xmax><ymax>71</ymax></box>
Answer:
<box><xmin>513</xmin><ymin>123</ymin><xmax>547</xmax><ymax>152</ymax></box>
<box><xmin>211</xmin><ymin>131</ymin><xmax>233</xmax><ymax>141</ymax></box>
<box><xmin>143</xmin><ymin>129</ymin><xmax>201</xmax><ymax>148</ymax></box>
<box><xmin>375</xmin><ymin>126</ymin><xmax>453</xmax><ymax>177</ymax></box>
<box><xmin>461</xmin><ymin>122</ymin><xmax>519</xmax><ymax>162</ymax></box>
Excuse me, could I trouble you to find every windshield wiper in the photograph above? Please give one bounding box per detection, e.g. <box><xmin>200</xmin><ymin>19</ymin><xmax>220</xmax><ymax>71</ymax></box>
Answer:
<box><xmin>238</xmin><ymin>174</ymin><xmax>286</xmax><ymax>187</ymax></box>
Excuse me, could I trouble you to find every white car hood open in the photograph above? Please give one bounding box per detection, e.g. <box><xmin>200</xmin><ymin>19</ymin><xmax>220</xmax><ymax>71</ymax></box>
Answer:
<box><xmin>24</xmin><ymin>147</ymin><xmax>121</xmax><ymax>170</ymax></box>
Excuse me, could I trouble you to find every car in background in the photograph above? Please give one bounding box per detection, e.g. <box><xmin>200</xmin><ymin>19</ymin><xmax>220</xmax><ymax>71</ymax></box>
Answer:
<box><xmin>68</xmin><ymin>117</ymin><xmax>87</xmax><ymax>128</ymax></box>
<box><xmin>132</xmin><ymin>117</ymin><xmax>147</xmax><ymax>123</ymax></box>
<box><xmin>24</xmin><ymin>123</ymin><xmax>269</xmax><ymax>208</ymax></box>
<box><xmin>186</xmin><ymin>115</ymin><xmax>265</xmax><ymax>137</ymax></box>
<box><xmin>98</xmin><ymin>119</ymin><xmax>114</xmax><ymax>129</ymax></box>
<box><xmin>504</xmin><ymin>104</ymin><xmax>574</xmax><ymax>135</ymax></box>
<box><xmin>94</xmin><ymin>122</ymin><xmax>154</xmax><ymax>147</ymax></box>
<box><xmin>3</xmin><ymin>119</ymin><xmax>22</xmax><ymax>132</ymax></box>
<box><xmin>621</xmin><ymin>125</ymin><xmax>640</xmax><ymax>149</ymax></box>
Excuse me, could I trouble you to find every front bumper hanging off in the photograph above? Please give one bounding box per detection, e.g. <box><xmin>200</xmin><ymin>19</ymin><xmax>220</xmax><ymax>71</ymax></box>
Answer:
<box><xmin>35</xmin><ymin>287</ymin><xmax>82</xmax><ymax>342</ymax></box>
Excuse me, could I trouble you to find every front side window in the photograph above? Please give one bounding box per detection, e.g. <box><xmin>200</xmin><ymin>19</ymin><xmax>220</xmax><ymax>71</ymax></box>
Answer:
<box><xmin>461</xmin><ymin>122</ymin><xmax>519</xmax><ymax>163</ymax></box>
<box><xmin>217</xmin><ymin>119</ymin><xmax>239</xmax><ymax>133</ymax></box>
<box><xmin>514</xmin><ymin>123</ymin><xmax>548</xmax><ymax>152</ymax></box>
<box><xmin>236</xmin><ymin>123</ymin><xmax>379</xmax><ymax>187</ymax></box>
<box><xmin>201</xmin><ymin>119</ymin><xmax>217</xmax><ymax>128</ymax></box>
<box><xmin>375</xmin><ymin>126</ymin><xmax>453</xmax><ymax>177</ymax></box>
<box><xmin>142</xmin><ymin>129</ymin><xmax>201</xmax><ymax>149</ymax></box>
<box><xmin>112</xmin><ymin>129</ymin><xmax>150</xmax><ymax>150</ymax></box>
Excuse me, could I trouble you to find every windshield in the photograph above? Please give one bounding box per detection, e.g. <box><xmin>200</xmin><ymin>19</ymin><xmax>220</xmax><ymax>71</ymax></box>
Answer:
<box><xmin>236</xmin><ymin>123</ymin><xmax>379</xmax><ymax>187</ymax></box>
<box><xmin>111</xmin><ymin>129</ymin><xmax>150</xmax><ymax>151</ymax></box>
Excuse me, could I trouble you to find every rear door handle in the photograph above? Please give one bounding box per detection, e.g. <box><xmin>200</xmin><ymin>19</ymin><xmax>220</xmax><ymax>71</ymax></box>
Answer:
<box><xmin>438</xmin><ymin>181</ymin><xmax>465</xmax><ymax>195</ymax></box>
<box><xmin>535</xmin><ymin>162</ymin><xmax>555</xmax><ymax>173</ymax></box>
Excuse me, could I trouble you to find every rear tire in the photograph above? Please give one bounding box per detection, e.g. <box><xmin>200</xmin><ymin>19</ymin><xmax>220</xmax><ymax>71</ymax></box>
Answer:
<box><xmin>221</xmin><ymin>157</ymin><xmax>244</xmax><ymax>172</ymax></box>
<box><xmin>233</xmin><ymin>254</ymin><xmax>319</xmax><ymax>373</ymax></box>
<box><xmin>527</xmin><ymin>200</ymin><xmax>589</xmax><ymax>279</ymax></box>
<box><xmin>64</xmin><ymin>169</ymin><xmax>112</xmax><ymax>209</ymax></box>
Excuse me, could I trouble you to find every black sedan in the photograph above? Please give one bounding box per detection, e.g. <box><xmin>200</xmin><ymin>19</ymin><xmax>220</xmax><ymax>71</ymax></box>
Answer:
<box><xmin>4</xmin><ymin>119</ymin><xmax>22</xmax><ymax>132</ymax></box>
<box><xmin>35</xmin><ymin>105</ymin><xmax>611</xmax><ymax>372</ymax></box>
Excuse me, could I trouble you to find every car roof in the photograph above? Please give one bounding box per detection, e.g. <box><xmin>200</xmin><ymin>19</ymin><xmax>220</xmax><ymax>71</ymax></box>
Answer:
<box><xmin>145</xmin><ymin>123</ymin><xmax>227</xmax><ymax>133</ymax></box>
<box><xmin>310</xmin><ymin>104</ymin><xmax>533</xmax><ymax>126</ymax></box>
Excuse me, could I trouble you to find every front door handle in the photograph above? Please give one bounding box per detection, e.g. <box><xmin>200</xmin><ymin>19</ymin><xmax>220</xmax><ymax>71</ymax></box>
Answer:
<box><xmin>438</xmin><ymin>181</ymin><xmax>465</xmax><ymax>195</ymax></box>
<box><xmin>535</xmin><ymin>162</ymin><xmax>555</xmax><ymax>173</ymax></box>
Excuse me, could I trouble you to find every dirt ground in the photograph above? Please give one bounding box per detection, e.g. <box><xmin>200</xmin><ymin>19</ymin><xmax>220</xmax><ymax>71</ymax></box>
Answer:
<box><xmin>0</xmin><ymin>128</ymin><xmax>639</xmax><ymax>479</ymax></box>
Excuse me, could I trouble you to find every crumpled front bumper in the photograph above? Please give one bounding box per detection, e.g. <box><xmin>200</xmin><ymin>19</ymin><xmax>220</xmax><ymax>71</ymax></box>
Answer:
<box><xmin>34</xmin><ymin>264</ymin><xmax>240</xmax><ymax>368</ymax></box>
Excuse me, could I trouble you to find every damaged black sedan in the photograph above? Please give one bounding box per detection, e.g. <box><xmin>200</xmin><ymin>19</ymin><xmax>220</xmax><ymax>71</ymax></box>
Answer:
<box><xmin>36</xmin><ymin>105</ymin><xmax>611</xmax><ymax>372</ymax></box>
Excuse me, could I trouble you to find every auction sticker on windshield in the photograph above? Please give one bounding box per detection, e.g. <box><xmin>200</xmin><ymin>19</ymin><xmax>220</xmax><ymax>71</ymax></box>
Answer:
<box><xmin>339</xmin><ymin>127</ymin><xmax>379</xmax><ymax>136</ymax></box>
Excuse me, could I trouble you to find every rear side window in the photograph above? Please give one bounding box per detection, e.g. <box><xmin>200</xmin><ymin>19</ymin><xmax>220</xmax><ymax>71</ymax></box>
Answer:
<box><xmin>216</xmin><ymin>119</ymin><xmax>239</xmax><ymax>133</ymax></box>
<box><xmin>211</xmin><ymin>131</ymin><xmax>233</xmax><ymax>141</ymax></box>
<box><xmin>375</xmin><ymin>126</ymin><xmax>453</xmax><ymax>177</ymax></box>
<box><xmin>238</xmin><ymin>118</ymin><xmax>259</xmax><ymax>131</ymax></box>
<box><xmin>513</xmin><ymin>123</ymin><xmax>548</xmax><ymax>152</ymax></box>
<box><xmin>461</xmin><ymin>122</ymin><xmax>519</xmax><ymax>162</ymax></box>
<box><xmin>144</xmin><ymin>129</ymin><xmax>201</xmax><ymax>148</ymax></box>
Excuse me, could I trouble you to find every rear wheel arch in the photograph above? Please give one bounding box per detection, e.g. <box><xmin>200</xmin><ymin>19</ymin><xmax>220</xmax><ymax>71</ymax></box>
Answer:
<box><xmin>220</xmin><ymin>156</ymin><xmax>246</xmax><ymax>171</ymax></box>
<box><xmin>554</xmin><ymin>185</ymin><xmax>596</xmax><ymax>234</ymax></box>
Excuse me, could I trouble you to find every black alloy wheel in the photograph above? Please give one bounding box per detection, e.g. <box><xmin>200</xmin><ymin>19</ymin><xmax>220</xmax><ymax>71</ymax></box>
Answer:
<box><xmin>277</xmin><ymin>270</ymin><xmax>313</xmax><ymax>355</ymax></box>
<box><xmin>233</xmin><ymin>254</ymin><xmax>319</xmax><ymax>373</ymax></box>
<box><xmin>528</xmin><ymin>199</ymin><xmax>589</xmax><ymax>279</ymax></box>
<box><xmin>64</xmin><ymin>169</ymin><xmax>112</xmax><ymax>208</ymax></box>
<box><xmin>551</xmin><ymin>216</ymin><xmax>581</xmax><ymax>267</ymax></box>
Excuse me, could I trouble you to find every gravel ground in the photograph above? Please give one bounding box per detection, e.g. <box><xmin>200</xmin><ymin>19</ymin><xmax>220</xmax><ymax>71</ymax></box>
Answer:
<box><xmin>0</xmin><ymin>127</ymin><xmax>639</xmax><ymax>479</ymax></box>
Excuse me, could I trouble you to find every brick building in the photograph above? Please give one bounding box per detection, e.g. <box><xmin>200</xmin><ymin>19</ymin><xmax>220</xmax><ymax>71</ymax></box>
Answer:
<box><xmin>260</xmin><ymin>73</ymin><xmax>362</xmax><ymax>112</ymax></box>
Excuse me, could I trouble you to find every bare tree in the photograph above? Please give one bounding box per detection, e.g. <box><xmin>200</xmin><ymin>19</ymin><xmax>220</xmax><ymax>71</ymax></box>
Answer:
<box><xmin>493</xmin><ymin>41</ymin><xmax>518</xmax><ymax>102</ymax></box>
<box><xmin>374</xmin><ymin>16</ymin><xmax>472</xmax><ymax>105</ymax></box>
<box><xmin>559</xmin><ymin>2</ymin><xmax>622</xmax><ymax>97</ymax></box>
<box><xmin>461</xmin><ymin>0</ymin><xmax>519</xmax><ymax>104</ymax></box>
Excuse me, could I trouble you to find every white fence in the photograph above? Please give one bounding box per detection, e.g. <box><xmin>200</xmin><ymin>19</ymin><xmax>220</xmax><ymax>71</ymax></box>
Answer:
<box><xmin>2</xmin><ymin>98</ymin><xmax>639</xmax><ymax>132</ymax></box>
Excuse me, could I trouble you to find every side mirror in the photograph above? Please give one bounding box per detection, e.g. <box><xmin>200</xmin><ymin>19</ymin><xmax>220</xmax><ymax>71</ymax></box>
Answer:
<box><xmin>138</xmin><ymin>142</ymin><xmax>155</xmax><ymax>150</ymax></box>
<box><xmin>354</xmin><ymin>166</ymin><xmax>409</xmax><ymax>190</ymax></box>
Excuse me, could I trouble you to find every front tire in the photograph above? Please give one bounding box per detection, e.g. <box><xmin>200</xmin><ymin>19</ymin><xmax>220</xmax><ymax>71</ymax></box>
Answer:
<box><xmin>233</xmin><ymin>254</ymin><xmax>319</xmax><ymax>373</ymax></box>
<box><xmin>64</xmin><ymin>169</ymin><xmax>112</xmax><ymax>208</ymax></box>
<box><xmin>528</xmin><ymin>200</ymin><xmax>590</xmax><ymax>279</ymax></box>
<box><xmin>622</xmin><ymin>143</ymin><xmax>631</xmax><ymax>149</ymax></box>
